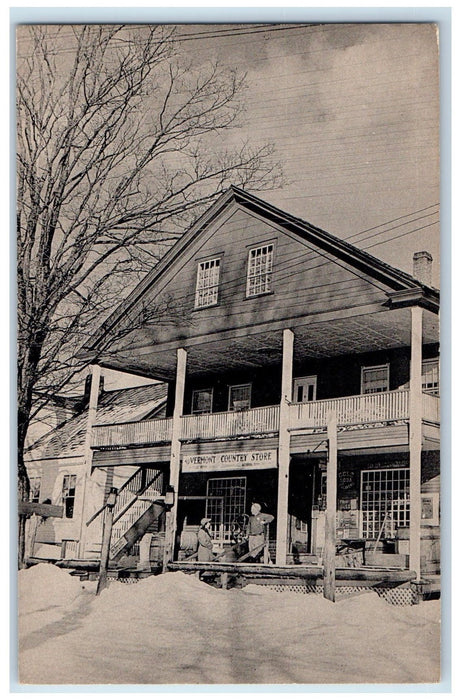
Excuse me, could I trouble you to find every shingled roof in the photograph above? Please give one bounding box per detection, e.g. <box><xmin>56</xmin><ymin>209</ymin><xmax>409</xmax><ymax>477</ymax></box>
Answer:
<box><xmin>25</xmin><ymin>383</ymin><xmax>167</xmax><ymax>462</ymax></box>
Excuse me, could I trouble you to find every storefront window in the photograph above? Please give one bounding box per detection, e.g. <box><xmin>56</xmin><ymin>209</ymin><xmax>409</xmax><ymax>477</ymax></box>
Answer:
<box><xmin>361</xmin><ymin>467</ymin><xmax>410</xmax><ymax>539</ymax></box>
<box><xmin>206</xmin><ymin>477</ymin><xmax>246</xmax><ymax>542</ymax></box>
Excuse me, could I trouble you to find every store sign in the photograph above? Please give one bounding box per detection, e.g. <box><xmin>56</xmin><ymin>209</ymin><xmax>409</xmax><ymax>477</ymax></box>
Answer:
<box><xmin>182</xmin><ymin>449</ymin><xmax>277</xmax><ymax>472</ymax></box>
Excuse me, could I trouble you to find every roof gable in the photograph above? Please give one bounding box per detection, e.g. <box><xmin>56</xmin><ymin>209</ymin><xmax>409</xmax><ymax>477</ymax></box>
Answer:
<box><xmin>83</xmin><ymin>187</ymin><xmax>439</xmax><ymax>360</ymax></box>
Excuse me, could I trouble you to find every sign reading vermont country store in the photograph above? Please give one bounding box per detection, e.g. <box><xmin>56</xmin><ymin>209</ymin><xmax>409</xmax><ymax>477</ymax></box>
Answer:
<box><xmin>182</xmin><ymin>449</ymin><xmax>278</xmax><ymax>472</ymax></box>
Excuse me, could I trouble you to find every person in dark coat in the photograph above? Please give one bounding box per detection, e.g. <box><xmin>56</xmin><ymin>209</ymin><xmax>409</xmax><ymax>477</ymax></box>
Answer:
<box><xmin>197</xmin><ymin>517</ymin><xmax>214</xmax><ymax>562</ymax></box>
<box><xmin>247</xmin><ymin>503</ymin><xmax>274</xmax><ymax>562</ymax></box>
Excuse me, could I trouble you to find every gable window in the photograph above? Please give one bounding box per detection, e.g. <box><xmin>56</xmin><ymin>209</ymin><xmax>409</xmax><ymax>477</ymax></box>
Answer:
<box><xmin>192</xmin><ymin>388</ymin><xmax>213</xmax><ymax>414</ymax></box>
<box><xmin>195</xmin><ymin>258</ymin><xmax>220</xmax><ymax>308</ymax></box>
<box><xmin>422</xmin><ymin>359</ymin><xmax>439</xmax><ymax>395</ymax></box>
<box><xmin>228</xmin><ymin>383</ymin><xmax>251</xmax><ymax>411</ymax></box>
<box><xmin>361</xmin><ymin>364</ymin><xmax>389</xmax><ymax>394</ymax></box>
<box><xmin>62</xmin><ymin>474</ymin><xmax>77</xmax><ymax>519</ymax></box>
<box><xmin>246</xmin><ymin>244</ymin><xmax>273</xmax><ymax>297</ymax></box>
<box><xmin>29</xmin><ymin>476</ymin><xmax>41</xmax><ymax>503</ymax></box>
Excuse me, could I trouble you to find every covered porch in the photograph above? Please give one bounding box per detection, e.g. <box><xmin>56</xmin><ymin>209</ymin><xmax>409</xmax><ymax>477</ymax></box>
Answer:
<box><xmin>87</xmin><ymin>300</ymin><xmax>439</xmax><ymax>577</ymax></box>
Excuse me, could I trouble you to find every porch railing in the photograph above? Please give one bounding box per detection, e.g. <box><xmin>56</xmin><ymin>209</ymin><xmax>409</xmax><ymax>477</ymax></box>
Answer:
<box><xmin>422</xmin><ymin>391</ymin><xmax>440</xmax><ymax>423</ymax></box>
<box><xmin>288</xmin><ymin>390</ymin><xmax>410</xmax><ymax>429</ymax></box>
<box><xmin>92</xmin><ymin>417</ymin><xmax>173</xmax><ymax>447</ymax></box>
<box><xmin>90</xmin><ymin>389</ymin><xmax>439</xmax><ymax>449</ymax></box>
<box><xmin>180</xmin><ymin>405</ymin><xmax>280</xmax><ymax>441</ymax></box>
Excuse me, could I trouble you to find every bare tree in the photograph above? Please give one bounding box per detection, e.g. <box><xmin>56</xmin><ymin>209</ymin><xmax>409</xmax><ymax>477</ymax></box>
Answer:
<box><xmin>16</xmin><ymin>24</ymin><xmax>281</xmax><ymax>565</ymax></box>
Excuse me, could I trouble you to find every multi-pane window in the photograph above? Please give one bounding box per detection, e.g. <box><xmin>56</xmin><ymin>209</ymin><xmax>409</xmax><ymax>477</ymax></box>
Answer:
<box><xmin>195</xmin><ymin>258</ymin><xmax>220</xmax><ymax>308</ymax></box>
<box><xmin>191</xmin><ymin>388</ymin><xmax>213</xmax><ymax>414</ymax></box>
<box><xmin>62</xmin><ymin>474</ymin><xmax>77</xmax><ymax>519</ymax></box>
<box><xmin>361</xmin><ymin>364</ymin><xmax>389</xmax><ymax>394</ymax></box>
<box><xmin>361</xmin><ymin>468</ymin><xmax>410</xmax><ymax>539</ymax></box>
<box><xmin>206</xmin><ymin>477</ymin><xmax>247</xmax><ymax>542</ymax></box>
<box><xmin>228</xmin><ymin>383</ymin><xmax>251</xmax><ymax>411</ymax></box>
<box><xmin>422</xmin><ymin>359</ymin><xmax>439</xmax><ymax>395</ymax></box>
<box><xmin>246</xmin><ymin>244</ymin><xmax>274</xmax><ymax>297</ymax></box>
<box><xmin>29</xmin><ymin>476</ymin><xmax>41</xmax><ymax>503</ymax></box>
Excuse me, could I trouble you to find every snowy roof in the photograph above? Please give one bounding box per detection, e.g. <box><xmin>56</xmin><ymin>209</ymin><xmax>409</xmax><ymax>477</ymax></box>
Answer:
<box><xmin>25</xmin><ymin>383</ymin><xmax>167</xmax><ymax>461</ymax></box>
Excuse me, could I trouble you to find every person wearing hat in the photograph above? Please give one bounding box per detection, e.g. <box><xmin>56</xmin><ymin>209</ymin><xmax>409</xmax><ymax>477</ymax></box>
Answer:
<box><xmin>247</xmin><ymin>503</ymin><xmax>274</xmax><ymax>562</ymax></box>
<box><xmin>197</xmin><ymin>517</ymin><xmax>214</xmax><ymax>562</ymax></box>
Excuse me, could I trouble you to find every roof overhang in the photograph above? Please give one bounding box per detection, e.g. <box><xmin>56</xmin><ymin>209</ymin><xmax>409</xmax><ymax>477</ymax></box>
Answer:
<box><xmin>385</xmin><ymin>288</ymin><xmax>439</xmax><ymax>314</ymax></box>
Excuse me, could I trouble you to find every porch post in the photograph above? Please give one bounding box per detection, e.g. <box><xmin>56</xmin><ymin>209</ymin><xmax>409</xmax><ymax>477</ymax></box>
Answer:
<box><xmin>163</xmin><ymin>347</ymin><xmax>187</xmax><ymax>570</ymax></box>
<box><xmin>77</xmin><ymin>363</ymin><xmax>101</xmax><ymax>559</ymax></box>
<box><xmin>276</xmin><ymin>328</ymin><xmax>294</xmax><ymax>565</ymax></box>
<box><xmin>323</xmin><ymin>412</ymin><xmax>338</xmax><ymax>602</ymax></box>
<box><xmin>409</xmin><ymin>306</ymin><xmax>423</xmax><ymax>579</ymax></box>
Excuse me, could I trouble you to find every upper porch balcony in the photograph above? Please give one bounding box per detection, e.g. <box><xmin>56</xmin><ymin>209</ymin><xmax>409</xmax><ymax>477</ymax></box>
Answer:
<box><xmin>91</xmin><ymin>389</ymin><xmax>440</xmax><ymax>449</ymax></box>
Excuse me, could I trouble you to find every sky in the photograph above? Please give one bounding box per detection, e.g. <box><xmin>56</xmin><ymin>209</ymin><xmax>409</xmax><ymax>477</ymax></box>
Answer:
<box><xmin>14</xmin><ymin>21</ymin><xmax>441</xmax><ymax>393</ymax></box>
<box><xmin>175</xmin><ymin>23</ymin><xmax>440</xmax><ymax>283</ymax></box>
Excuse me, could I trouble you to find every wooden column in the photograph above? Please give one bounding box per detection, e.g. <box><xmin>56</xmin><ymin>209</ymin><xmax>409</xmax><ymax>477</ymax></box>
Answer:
<box><xmin>96</xmin><ymin>488</ymin><xmax>117</xmax><ymax>596</ymax></box>
<box><xmin>163</xmin><ymin>348</ymin><xmax>187</xmax><ymax>570</ymax></box>
<box><xmin>409</xmin><ymin>306</ymin><xmax>423</xmax><ymax>579</ymax></box>
<box><xmin>276</xmin><ymin>329</ymin><xmax>294</xmax><ymax>565</ymax></box>
<box><xmin>323</xmin><ymin>411</ymin><xmax>337</xmax><ymax>602</ymax></box>
<box><xmin>77</xmin><ymin>364</ymin><xmax>101</xmax><ymax>559</ymax></box>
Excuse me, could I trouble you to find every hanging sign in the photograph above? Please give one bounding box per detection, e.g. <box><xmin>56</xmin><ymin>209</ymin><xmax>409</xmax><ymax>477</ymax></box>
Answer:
<box><xmin>182</xmin><ymin>449</ymin><xmax>277</xmax><ymax>472</ymax></box>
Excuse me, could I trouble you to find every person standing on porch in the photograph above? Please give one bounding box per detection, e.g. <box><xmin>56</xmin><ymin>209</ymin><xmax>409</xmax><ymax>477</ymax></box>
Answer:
<box><xmin>247</xmin><ymin>503</ymin><xmax>274</xmax><ymax>562</ymax></box>
<box><xmin>197</xmin><ymin>517</ymin><xmax>214</xmax><ymax>562</ymax></box>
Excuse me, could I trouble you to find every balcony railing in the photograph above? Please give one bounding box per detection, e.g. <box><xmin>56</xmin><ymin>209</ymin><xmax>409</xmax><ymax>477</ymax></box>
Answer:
<box><xmin>288</xmin><ymin>390</ymin><xmax>410</xmax><ymax>430</ymax></box>
<box><xmin>422</xmin><ymin>391</ymin><xmax>440</xmax><ymax>423</ymax></box>
<box><xmin>181</xmin><ymin>405</ymin><xmax>280</xmax><ymax>441</ymax></box>
<box><xmin>91</xmin><ymin>389</ymin><xmax>439</xmax><ymax>449</ymax></box>
<box><xmin>92</xmin><ymin>417</ymin><xmax>173</xmax><ymax>448</ymax></box>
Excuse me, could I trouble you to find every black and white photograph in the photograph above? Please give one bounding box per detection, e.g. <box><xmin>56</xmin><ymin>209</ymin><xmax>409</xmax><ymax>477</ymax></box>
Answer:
<box><xmin>16</xmin><ymin>19</ymin><xmax>442</xmax><ymax>687</ymax></box>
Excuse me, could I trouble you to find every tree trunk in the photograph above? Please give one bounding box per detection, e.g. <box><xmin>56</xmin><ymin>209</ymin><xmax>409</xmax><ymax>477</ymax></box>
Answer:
<box><xmin>17</xmin><ymin>453</ymin><xmax>29</xmax><ymax>569</ymax></box>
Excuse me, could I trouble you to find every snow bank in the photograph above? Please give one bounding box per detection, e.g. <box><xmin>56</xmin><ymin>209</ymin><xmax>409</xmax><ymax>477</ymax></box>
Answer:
<box><xmin>18</xmin><ymin>563</ymin><xmax>88</xmax><ymax>614</ymax></box>
<box><xmin>18</xmin><ymin>568</ymin><xmax>440</xmax><ymax>686</ymax></box>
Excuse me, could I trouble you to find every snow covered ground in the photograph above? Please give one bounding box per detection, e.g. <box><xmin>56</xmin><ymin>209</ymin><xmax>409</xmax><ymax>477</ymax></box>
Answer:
<box><xmin>17</xmin><ymin>564</ymin><xmax>440</xmax><ymax>686</ymax></box>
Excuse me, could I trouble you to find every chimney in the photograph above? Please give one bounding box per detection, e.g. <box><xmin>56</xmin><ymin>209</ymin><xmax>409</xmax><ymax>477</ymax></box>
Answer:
<box><xmin>412</xmin><ymin>251</ymin><xmax>433</xmax><ymax>287</ymax></box>
<box><xmin>82</xmin><ymin>372</ymin><xmax>104</xmax><ymax>407</ymax></box>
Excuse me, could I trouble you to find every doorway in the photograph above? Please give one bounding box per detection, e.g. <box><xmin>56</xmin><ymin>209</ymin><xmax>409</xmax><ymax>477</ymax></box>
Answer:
<box><xmin>293</xmin><ymin>375</ymin><xmax>317</xmax><ymax>403</ymax></box>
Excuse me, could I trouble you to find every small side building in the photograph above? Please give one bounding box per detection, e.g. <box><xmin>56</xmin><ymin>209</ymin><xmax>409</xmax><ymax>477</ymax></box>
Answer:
<box><xmin>24</xmin><ymin>383</ymin><xmax>167</xmax><ymax>562</ymax></box>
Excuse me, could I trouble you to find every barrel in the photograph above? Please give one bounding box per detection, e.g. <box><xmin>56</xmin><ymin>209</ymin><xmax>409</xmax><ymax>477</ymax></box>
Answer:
<box><xmin>179</xmin><ymin>526</ymin><xmax>199</xmax><ymax>553</ymax></box>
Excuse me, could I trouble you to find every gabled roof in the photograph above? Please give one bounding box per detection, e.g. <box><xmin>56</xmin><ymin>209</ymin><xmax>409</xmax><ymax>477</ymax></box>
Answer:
<box><xmin>83</xmin><ymin>186</ymin><xmax>439</xmax><ymax>355</ymax></box>
<box><xmin>25</xmin><ymin>383</ymin><xmax>167</xmax><ymax>462</ymax></box>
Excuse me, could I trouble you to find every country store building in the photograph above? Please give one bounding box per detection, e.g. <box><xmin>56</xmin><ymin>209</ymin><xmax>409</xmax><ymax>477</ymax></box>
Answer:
<box><xmin>25</xmin><ymin>187</ymin><xmax>440</xmax><ymax>584</ymax></box>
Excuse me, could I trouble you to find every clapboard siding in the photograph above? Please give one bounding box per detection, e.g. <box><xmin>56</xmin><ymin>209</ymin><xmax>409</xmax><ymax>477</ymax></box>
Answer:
<box><xmin>133</xmin><ymin>207</ymin><xmax>390</xmax><ymax>347</ymax></box>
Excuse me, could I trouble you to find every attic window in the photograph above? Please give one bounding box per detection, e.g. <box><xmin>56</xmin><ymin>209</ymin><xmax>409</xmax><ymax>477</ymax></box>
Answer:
<box><xmin>195</xmin><ymin>258</ymin><xmax>220</xmax><ymax>308</ymax></box>
<box><xmin>246</xmin><ymin>244</ymin><xmax>273</xmax><ymax>297</ymax></box>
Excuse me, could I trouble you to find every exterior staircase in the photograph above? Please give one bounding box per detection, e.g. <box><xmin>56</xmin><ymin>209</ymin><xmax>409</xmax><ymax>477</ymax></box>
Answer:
<box><xmin>109</xmin><ymin>467</ymin><xmax>165</xmax><ymax>560</ymax></box>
